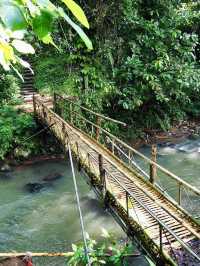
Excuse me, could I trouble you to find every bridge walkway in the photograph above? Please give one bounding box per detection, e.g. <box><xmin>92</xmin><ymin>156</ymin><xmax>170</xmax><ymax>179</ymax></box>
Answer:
<box><xmin>34</xmin><ymin>94</ymin><xmax>200</xmax><ymax>266</ymax></box>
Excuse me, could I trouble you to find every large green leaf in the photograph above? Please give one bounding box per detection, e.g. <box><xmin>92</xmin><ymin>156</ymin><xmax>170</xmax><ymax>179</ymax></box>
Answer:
<box><xmin>61</xmin><ymin>0</ymin><xmax>89</xmax><ymax>29</ymax></box>
<box><xmin>32</xmin><ymin>10</ymin><xmax>54</xmax><ymax>39</ymax></box>
<box><xmin>0</xmin><ymin>3</ymin><xmax>27</xmax><ymax>31</ymax></box>
<box><xmin>59</xmin><ymin>8</ymin><xmax>93</xmax><ymax>50</ymax></box>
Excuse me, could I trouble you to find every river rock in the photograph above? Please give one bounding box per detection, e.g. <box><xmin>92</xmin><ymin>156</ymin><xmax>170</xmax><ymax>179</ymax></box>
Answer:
<box><xmin>24</xmin><ymin>182</ymin><xmax>45</xmax><ymax>193</ymax></box>
<box><xmin>0</xmin><ymin>257</ymin><xmax>26</xmax><ymax>266</ymax></box>
<box><xmin>0</xmin><ymin>163</ymin><xmax>11</xmax><ymax>172</ymax></box>
<box><xmin>43</xmin><ymin>172</ymin><xmax>63</xmax><ymax>182</ymax></box>
<box><xmin>189</xmin><ymin>133</ymin><xmax>200</xmax><ymax>140</ymax></box>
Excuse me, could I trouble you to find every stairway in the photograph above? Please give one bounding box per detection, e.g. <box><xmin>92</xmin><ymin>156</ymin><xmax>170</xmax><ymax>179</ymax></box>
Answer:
<box><xmin>19</xmin><ymin>62</ymin><xmax>53</xmax><ymax>112</ymax></box>
<box><xmin>21</xmin><ymin>65</ymin><xmax>36</xmax><ymax>100</ymax></box>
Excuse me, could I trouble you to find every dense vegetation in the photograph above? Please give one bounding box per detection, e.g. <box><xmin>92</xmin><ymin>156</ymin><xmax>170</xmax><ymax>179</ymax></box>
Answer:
<box><xmin>0</xmin><ymin>0</ymin><xmax>200</xmax><ymax>158</ymax></box>
<box><xmin>34</xmin><ymin>0</ymin><xmax>200</xmax><ymax>135</ymax></box>
<box><xmin>0</xmin><ymin>0</ymin><xmax>91</xmax><ymax>160</ymax></box>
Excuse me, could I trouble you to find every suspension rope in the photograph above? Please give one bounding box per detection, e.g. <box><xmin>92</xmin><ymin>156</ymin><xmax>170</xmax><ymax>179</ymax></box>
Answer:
<box><xmin>68</xmin><ymin>143</ymin><xmax>91</xmax><ymax>266</ymax></box>
<box><xmin>13</xmin><ymin>123</ymin><xmax>56</xmax><ymax>149</ymax></box>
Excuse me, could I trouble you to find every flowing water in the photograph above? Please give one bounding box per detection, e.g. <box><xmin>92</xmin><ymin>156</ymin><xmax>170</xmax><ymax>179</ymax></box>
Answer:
<box><xmin>0</xmin><ymin>160</ymin><xmax>126</xmax><ymax>265</ymax></box>
<box><xmin>1</xmin><ymin>137</ymin><xmax>199</xmax><ymax>265</ymax></box>
<box><xmin>139</xmin><ymin>137</ymin><xmax>200</xmax><ymax>217</ymax></box>
<box><xmin>0</xmin><ymin>160</ymin><xmax>153</xmax><ymax>265</ymax></box>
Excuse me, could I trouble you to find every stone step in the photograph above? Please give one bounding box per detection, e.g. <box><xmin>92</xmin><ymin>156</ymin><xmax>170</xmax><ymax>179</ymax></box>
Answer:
<box><xmin>21</xmin><ymin>89</ymin><xmax>35</xmax><ymax>92</ymax></box>
<box><xmin>21</xmin><ymin>85</ymin><xmax>34</xmax><ymax>88</ymax></box>
<box><xmin>22</xmin><ymin>86</ymin><xmax>34</xmax><ymax>89</ymax></box>
<box><xmin>22</xmin><ymin>80</ymin><xmax>33</xmax><ymax>86</ymax></box>
<box><xmin>22</xmin><ymin>93</ymin><xmax>35</xmax><ymax>96</ymax></box>
<box><xmin>23</xmin><ymin>72</ymin><xmax>34</xmax><ymax>76</ymax></box>
<box><xmin>23</xmin><ymin>77</ymin><xmax>34</xmax><ymax>81</ymax></box>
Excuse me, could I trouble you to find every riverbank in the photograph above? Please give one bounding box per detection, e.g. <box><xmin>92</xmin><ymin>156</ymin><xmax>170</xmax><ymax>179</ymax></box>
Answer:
<box><xmin>0</xmin><ymin>154</ymin><xmax>65</xmax><ymax>174</ymax></box>
<box><xmin>131</xmin><ymin>119</ymin><xmax>200</xmax><ymax>149</ymax></box>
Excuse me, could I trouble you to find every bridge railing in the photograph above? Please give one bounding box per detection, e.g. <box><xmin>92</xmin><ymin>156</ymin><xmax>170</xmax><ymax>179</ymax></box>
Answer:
<box><xmin>34</xmin><ymin>95</ymin><xmax>200</xmax><ymax>265</ymax></box>
<box><xmin>53</xmin><ymin>94</ymin><xmax>200</xmax><ymax>218</ymax></box>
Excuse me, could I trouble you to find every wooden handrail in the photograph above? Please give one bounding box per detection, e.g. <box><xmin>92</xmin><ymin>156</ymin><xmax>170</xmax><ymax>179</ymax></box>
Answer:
<box><xmin>54</xmin><ymin>93</ymin><xmax>127</xmax><ymax>127</ymax></box>
<box><xmin>0</xmin><ymin>252</ymin><xmax>73</xmax><ymax>257</ymax></box>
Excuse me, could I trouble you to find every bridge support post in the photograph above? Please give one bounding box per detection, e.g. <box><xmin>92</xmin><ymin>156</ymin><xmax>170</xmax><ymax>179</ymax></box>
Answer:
<box><xmin>98</xmin><ymin>154</ymin><xmax>104</xmax><ymax>181</ymax></box>
<box><xmin>150</xmin><ymin>144</ymin><xmax>157</xmax><ymax>184</ymax></box>
<box><xmin>159</xmin><ymin>224</ymin><xmax>163</xmax><ymax>254</ymax></box>
<box><xmin>126</xmin><ymin>192</ymin><xmax>129</xmax><ymax>218</ymax></box>
<box><xmin>70</xmin><ymin>103</ymin><xmax>73</xmax><ymax>124</ymax></box>
<box><xmin>178</xmin><ymin>183</ymin><xmax>182</xmax><ymax>206</ymax></box>
<box><xmin>96</xmin><ymin>116</ymin><xmax>102</xmax><ymax>142</ymax></box>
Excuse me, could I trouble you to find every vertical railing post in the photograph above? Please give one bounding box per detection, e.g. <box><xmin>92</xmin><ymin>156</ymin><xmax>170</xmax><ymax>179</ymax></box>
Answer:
<box><xmin>87</xmin><ymin>153</ymin><xmax>90</xmax><ymax>169</ymax></box>
<box><xmin>178</xmin><ymin>183</ymin><xmax>182</xmax><ymax>206</ymax></box>
<box><xmin>33</xmin><ymin>93</ymin><xmax>36</xmax><ymax>114</ymax></box>
<box><xmin>128</xmin><ymin>149</ymin><xmax>131</xmax><ymax>165</ymax></box>
<box><xmin>91</xmin><ymin>125</ymin><xmax>94</xmax><ymax>138</ymax></box>
<box><xmin>96</xmin><ymin>116</ymin><xmax>101</xmax><ymax>142</ymax></box>
<box><xmin>126</xmin><ymin>192</ymin><xmax>129</xmax><ymax>218</ymax></box>
<box><xmin>53</xmin><ymin>93</ymin><xmax>57</xmax><ymax>113</ymax></box>
<box><xmin>70</xmin><ymin>102</ymin><xmax>73</xmax><ymax>124</ymax></box>
<box><xmin>112</xmin><ymin>139</ymin><xmax>115</xmax><ymax>154</ymax></box>
<box><xmin>150</xmin><ymin>144</ymin><xmax>157</xmax><ymax>184</ymax></box>
<box><xmin>99</xmin><ymin>154</ymin><xmax>103</xmax><ymax>182</ymax></box>
<box><xmin>62</xmin><ymin>122</ymin><xmax>66</xmax><ymax>146</ymax></box>
<box><xmin>159</xmin><ymin>224</ymin><xmax>163</xmax><ymax>254</ymax></box>
<box><xmin>98</xmin><ymin>154</ymin><xmax>106</xmax><ymax>193</ymax></box>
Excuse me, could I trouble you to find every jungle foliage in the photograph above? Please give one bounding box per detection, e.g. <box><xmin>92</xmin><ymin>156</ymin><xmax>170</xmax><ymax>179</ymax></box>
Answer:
<box><xmin>0</xmin><ymin>106</ymin><xmax>37</xmax><ymax>159</ymax></box>
<box><xmin>0</xmin><ymin>0</ymin><xmax>92</xmax><ymax>77</ymax></box>
<box><xmin>34</xmin><ymin>0</ymin><xmax>200</xmax><ymax>134</ymax></box>
<box><xmin>0</xmin><ymin>0</ymin><xmax>92</xmax><ymax>159</ymax></box>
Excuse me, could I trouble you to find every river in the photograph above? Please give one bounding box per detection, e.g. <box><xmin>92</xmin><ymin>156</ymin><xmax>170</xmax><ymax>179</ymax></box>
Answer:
<box><xmin>1</xmin><ymin>137</ymin><xmax>199</xmax><ymax>265</ymax></box>
<box><xmin>139</xmin><ymin>137</ymin><xmax>200</xmax><ymax>218</ymax></box>
<box><xmin>0</xmin><ymin>159</ymin><xmax>153</xmax><ymax>265</ymax></box>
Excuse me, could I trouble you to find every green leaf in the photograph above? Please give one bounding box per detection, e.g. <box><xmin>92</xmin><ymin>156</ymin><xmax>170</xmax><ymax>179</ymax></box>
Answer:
<box><xmin>0</xmin><ymin>3</ymin><xmax>27</xmax><ymax>31</ymax></box>
<box><xmin>72</xmin><ymin>244</ymin><xmax>77</xmax><ymax>252</ymax></box>
<box><xmin>61</xmin><ymin>0</ymin><xmax>89</xmax><ymax>29</ymax></box>
<box><xmin>59</xmin><ymin>8</ymin><xmax>93</xmax><ymax>50</ymax></box>
<box><xmin>32</xmin><ymin>10</ymin><xmax>54</xmax><ymax>39</ymax></box>
<box><xmin>12</xmin><ymin>40</ymin><xmax>35</xmax><ymax>54</ymax></box>
<box><xmin>41</xmin><ymin>34</ymin><xmax>59</xmax><ymax>50</ymax></box>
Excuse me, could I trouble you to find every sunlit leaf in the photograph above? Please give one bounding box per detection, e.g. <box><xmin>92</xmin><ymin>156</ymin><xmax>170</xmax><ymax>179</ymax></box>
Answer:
<box><xmin>0</xmin><ymin>51</ymin><xmax>10</xmax><ymax>70</ymax></box>
<box><xmin>58</xmin><ymin>8</ymin><xmax>93</xmax><ymax>50</ymax></box>
<box><xmin>101</xmin><ymin>228</ymin><xmax>110</xmax><ymax>238</ymax></box>
<box><xmin>10</xmin><ymin>64</ymin><xmax>24</xmax><ymax>81</ymax></box>
<box><xmin>85</xmin><ymin>232</ymin><xmax>90</xmax><ymax>240</ymax></box>
<box><xmin>0</xmin><ymin>40</ymin><xmax>15</xmax><ymax>62</ymax></box>
<box><xmin>17</xmin><ymin>57</ymin><xmax>34</xmax><ymax>74</ymax></box>
<box><xmin>61</xmin><ymin>0</ymin><xmax>89</xmax><ymax>29</ymax></box>
<box><xmin>11</xmin><ymin>30</ymin><xmax>26</xmax><ymax>39</ymax></box>
<box><xmin>12</xmin><ymin>40</ymin><xmax>35</xmax><ymax>54</ymax></box>
<box><xmin>72</xmin><ymin>244</ymin><xmax>77</xmax><ymax>252</ymax></box>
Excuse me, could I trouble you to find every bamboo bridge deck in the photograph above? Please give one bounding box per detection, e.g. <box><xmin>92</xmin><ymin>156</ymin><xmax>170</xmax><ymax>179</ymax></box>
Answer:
<box><xmin>33</xmin><ymin>94</ymin><xmax>200</xmax><ymax>266</ymax></box>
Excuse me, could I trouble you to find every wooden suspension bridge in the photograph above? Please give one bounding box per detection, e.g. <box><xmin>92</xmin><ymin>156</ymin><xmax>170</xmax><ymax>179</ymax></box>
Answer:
<box><xmin>30</xmin><ymin>93</ymin><xmax>200</xmax><ymax>266</ymax></box>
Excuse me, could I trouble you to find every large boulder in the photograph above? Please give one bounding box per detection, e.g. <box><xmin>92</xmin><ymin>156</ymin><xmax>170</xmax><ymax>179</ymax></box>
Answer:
<box><xmin>43</xmin><ymin>172</ymin><xmax>63</xmax><ymax>182</ymax></box>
